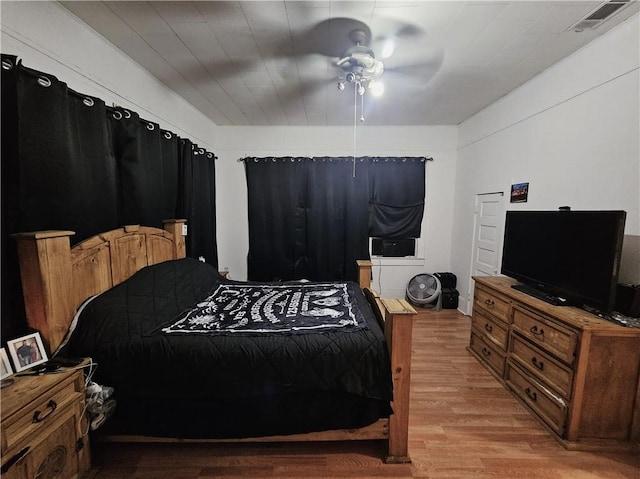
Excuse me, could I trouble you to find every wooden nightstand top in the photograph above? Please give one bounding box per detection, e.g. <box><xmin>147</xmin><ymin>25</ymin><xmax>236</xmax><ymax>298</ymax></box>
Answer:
<box><xmin>1</xmin><ymin>368</ymin><xmax>84</xmax><ymax>422</ymax></box>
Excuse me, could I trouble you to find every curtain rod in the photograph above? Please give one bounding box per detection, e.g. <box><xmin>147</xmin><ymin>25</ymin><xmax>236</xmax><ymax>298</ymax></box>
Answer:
<box><xmin>237</xmin><ymin>156</ymin><xmax>434</xmax><ymax>163</ymax></box>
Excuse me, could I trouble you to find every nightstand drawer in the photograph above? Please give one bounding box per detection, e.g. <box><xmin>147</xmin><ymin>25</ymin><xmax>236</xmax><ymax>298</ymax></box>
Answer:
<box><xmin>509</xmin><ymin>332</ymin><xmax>573</xmax><ymax>400</ymax></box>
<box><xmin>506</xmin><ymin>360</ymin><xmax>568</xmax><ymax>435</ymax></box>
<box><xmin>511</xmin><ymin>305</ymin><xmax>577</xmax><ymax>365</ymax></box>
<box><xmin>472</xmin><ymin>309</ymin><xmax>509</xmax><ymax>350</ymax></box>
<box><xmin>470</xmin><ymin>328</ymin><xmax>506</xmax><ymax>377</ymax></box>
<box><xmin>2</xmin><ymin>378</ymin><xmax>81</xmax><ymax>456</ymax></box>
<box><xmin>474</xmin><ymin>286</ymin><xmax>510</xmax><ymax>324</ymax></box>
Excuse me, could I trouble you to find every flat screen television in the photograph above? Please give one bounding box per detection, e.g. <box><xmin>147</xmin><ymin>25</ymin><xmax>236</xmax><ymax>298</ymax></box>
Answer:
<box><xmin>501</xmin><ymin>210</ymin><xmax>626</xmax><ymax>313</ymax></box>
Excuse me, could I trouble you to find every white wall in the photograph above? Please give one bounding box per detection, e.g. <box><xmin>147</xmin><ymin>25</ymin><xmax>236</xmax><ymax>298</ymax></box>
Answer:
<box><xmin>453</xmin><ymin>13</ymin><xmax>640</xmax><ymax>314</ymax></box>
<box><xmin>214</xmin><ymin>125</ymin><xmax>458</xmax><ymax>296</ymax></box>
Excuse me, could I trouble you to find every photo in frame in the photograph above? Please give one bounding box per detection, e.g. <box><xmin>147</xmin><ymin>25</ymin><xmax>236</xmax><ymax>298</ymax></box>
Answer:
<box><xmin>510</xmin><ymin>182</ymin><xmax>529</xmax><ymax>203</ymax></box>
<box><xmin>0</xmin><ymin>348</ymin><xmax>13</xmax><ymax>379</ymax></box>
<box><xmin>7</xmin><ymin>332</ymin><xmax>48</xmax><ymax>373</ymax></box>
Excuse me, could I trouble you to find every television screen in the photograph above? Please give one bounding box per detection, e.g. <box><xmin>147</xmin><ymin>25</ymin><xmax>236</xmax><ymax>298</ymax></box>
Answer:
<box><xmin>501</xmin><ymin>210</ymin><xmax>626</xmax><ymax>312</ymax></box>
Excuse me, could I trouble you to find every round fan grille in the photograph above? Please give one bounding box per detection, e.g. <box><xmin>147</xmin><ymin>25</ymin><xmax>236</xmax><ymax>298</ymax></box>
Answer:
<box><xmin>406</xmin><ymin>273</ymin><xmax>441</xmax><ymax>305</ymax></box>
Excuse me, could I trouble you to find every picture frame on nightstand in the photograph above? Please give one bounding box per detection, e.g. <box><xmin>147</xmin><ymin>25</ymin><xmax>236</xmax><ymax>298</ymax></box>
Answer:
<box><xmin>0</xmin><ymin>348</ymin><xmax>13</xmax><ymax>379</ymax></box>
<box><xmin>7</xmin><ymin>332</ymin><xmax>48</xmax><ymax>373</ymax></box>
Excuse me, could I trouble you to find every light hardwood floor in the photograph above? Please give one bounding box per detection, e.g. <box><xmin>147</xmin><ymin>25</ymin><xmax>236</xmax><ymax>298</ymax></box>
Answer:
<box><xmin>88</xmin><ymin>310</ymin><xmax>640</xmax><ymax>479</ymax></box>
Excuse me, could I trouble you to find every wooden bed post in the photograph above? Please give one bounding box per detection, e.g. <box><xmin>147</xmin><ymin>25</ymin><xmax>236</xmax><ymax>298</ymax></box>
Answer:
<box><xmin>357</xmin><ymin>259</ymin><xmax>372</xmax><ymax>289</ymax></box>
<box><xmin>162</xmin><ymin>219</ymin><xmax>187</xmax><ymax>259</ymax></box>
<box><xmin>12</xmin><ymin>230</ymin><xmax>76</xmax><ymax>353</ymax></box>
<box><xmin>356</xmin><ymin>259</ymin><xmax>416</xmax><ymax>463</ymax></box>
<box><xmin>382</xmin><ymin>298</ymin><xmax>416</xmax><ymax>464</ymax></box>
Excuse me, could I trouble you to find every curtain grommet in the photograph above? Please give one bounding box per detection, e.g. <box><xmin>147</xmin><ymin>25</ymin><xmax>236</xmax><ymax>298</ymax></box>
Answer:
<box><xmin>146</xmin><ymin>122</ymin><xmax>155</xmax><ymax>131</ymax></box>
<box><xmin>1</xmin><ymin>59</ymin><xmax>13</xmax><ymax>70</ymax></box>
<box><xmin>112</xmin><ymin>110</ymin><xmax>123</xmax><ymax>120</ymax></box>
<box><xmin>123</xmin><ymin>109</ymin><xmax>131</xmax><ymax>119</ymax></box>
<box><xmin>164</xmin><ymin>131</ymin><xmax>172</xmax><ymax>140</ymax></box>
<box><xmin>37</xmin><ymin>76</ymin><xmax>52</xmax><ymax>88</ymax></box>
<box><xmin>83</xmin><ymin>97</ymin><xmax>95</xmax><ymax>107</ymax></box>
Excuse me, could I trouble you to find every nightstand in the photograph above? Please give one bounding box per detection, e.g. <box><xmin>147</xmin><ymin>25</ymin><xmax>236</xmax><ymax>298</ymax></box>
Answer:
<box><xmin>1</xmin><ymin>366</ymin><xmax>91</xmax><ymax>478</ymax></box>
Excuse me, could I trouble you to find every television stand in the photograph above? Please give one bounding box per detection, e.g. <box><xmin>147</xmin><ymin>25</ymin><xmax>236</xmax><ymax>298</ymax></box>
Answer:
<box><xmin>511</xmin><ymin>283</ymin><xmax>569</xmax><ymax>306</ymax></box>
<box><xmin>470</xmin><ymin>276</ymin><xmax>640</xmax><ymax>452</ymax></box>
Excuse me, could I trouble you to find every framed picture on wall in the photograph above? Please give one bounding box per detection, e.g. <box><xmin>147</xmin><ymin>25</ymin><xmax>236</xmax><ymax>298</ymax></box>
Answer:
<box><xmin>0</xmin><ymin>348</ymin><xmax>13</xmax><ymax>379</ymax></box>
<box><xmin>510</xmin><ymin>182</ymin><xmax>529</xmax><ymax>203</ymax></box>
<box><xmin>7</xmin><ymin>332</ymin><xmax>48</xmax><ymax>373</ymax></box>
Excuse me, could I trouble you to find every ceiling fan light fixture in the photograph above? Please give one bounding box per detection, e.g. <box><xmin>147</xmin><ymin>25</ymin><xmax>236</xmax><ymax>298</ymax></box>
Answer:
<box><xmin>381</xmin><ymin>39</ymin><xmax>395</xmax><ymax>59</ymax></box>
<box><xmin>369</xmin><ymin>80</ymin><xmax>384</xmax><ymax>97</ymax></box>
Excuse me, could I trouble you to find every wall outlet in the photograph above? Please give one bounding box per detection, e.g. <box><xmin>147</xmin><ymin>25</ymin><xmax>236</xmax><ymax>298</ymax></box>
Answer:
<box><xmin>182</xmin><ymin>224</ymin><xmax>188</xmax><ymax>236</ymax></box>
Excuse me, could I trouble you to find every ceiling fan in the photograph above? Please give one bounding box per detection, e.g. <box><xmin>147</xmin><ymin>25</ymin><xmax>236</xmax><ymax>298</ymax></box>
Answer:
<box><xmin>335</xmin><ymin>28</ymin><xmax>385</xmax><ymax>96</ymax></box>
<box><xmin>301</xmin><ymin>16</ymin><xmax>444</xmax><ymax>106</ymax></box>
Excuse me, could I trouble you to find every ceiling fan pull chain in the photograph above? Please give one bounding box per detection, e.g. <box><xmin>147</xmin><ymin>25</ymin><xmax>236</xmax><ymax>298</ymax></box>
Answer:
<box><xmin>352</xmin><ymin>84</ymin><xmax>357</xmax><ymax>178</ymax></box>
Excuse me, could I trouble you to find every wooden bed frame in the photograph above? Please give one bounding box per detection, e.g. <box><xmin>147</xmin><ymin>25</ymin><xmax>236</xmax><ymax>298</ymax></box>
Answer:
<box><xmin>12</xmin><ymin>220</ymin><xmax>416</xmax><ymax>463</ymax></box>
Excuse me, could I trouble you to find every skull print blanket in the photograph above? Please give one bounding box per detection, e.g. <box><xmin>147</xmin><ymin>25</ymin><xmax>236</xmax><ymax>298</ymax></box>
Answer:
<box><xmin>162</xmin><ymin>282</ymin><xmax>365</xmax><ymax>334</ymax></box>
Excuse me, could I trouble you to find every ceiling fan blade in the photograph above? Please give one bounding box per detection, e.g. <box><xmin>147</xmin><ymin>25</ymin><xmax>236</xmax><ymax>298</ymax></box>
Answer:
<box><xmin>369</xmin><ymin>17</ymin><xmax>426</xmax><ymax>59</ymax></box>
<box><xmin>384</xmin><ymin>44</ymin><xmax>445</xmax><ymax>75</ymax></box>
<box><xmin>293</xmin><ymin>17</ymin><xmax>372</xmax><ymax>58</ymax></box>
<box><xmin>271</xmin><ymin>77</ymin><xmax>334</xmax><ymax>108</ymax></box>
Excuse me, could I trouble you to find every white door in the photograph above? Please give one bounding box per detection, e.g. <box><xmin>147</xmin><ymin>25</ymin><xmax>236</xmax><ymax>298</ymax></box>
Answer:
<box><xmin>472</xmin><ymin>192</ymin><xmax>505</xmax><ymax>277</ymax></box>
<box><xmin>467</xmin><ymin>192</ymin><xmax>505</xmax><ymax>313</ymax></box>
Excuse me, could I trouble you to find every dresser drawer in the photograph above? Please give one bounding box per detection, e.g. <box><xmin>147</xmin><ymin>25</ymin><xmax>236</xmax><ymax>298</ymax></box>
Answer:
<box><xmin>474</xmin><ymin>286</ymin><xmax>510</xmax><ymax>324</ymax></box>
<box><xmin>472</xmin><ymin>309</ymin><xmax>509</xmax><ymax>350</ymax></box>
<box><xmin>2</xmin><ymin>379</ymin><xmax>81</xmax><ymax>455</ymax></box>
<box><xmin>511</xmin><ymin>306</ymin><xmax>577</xmax><ymax>365</ymax></box>
<box><xmin>506</xmin><ymin>360</ymin><xmax>568</xmax><ymax>435</ymax></box>
<box><xmin>509</xmin><ymin>332</ymin><xmax>574</xmax><ymax>400</ymax></box>
<box><xmin>470</xmin><ymin>328</ymin><xmax>506</xmax><ymax>377</ymax></box>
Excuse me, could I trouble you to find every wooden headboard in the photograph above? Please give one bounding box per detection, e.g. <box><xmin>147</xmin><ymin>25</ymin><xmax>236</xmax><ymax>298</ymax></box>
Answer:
<box><xmin>12</xmin><ymin>220</ymin><xmax>186</xmax><ymax>353</ymax></box>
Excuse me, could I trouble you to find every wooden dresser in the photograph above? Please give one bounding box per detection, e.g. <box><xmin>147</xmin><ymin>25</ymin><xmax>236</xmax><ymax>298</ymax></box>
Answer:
<box><xmin>468</xmin><ymin>276</ymin><xmax>640</xmax><ymax>451</ymax></box>
<box><xmin>1</xmin><ymin>367</ymin><xmax>91</xmax><ymax>478</ymax></box>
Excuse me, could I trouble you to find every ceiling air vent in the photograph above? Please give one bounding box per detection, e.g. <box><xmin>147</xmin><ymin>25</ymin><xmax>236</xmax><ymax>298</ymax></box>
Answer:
<box><xmin>569</xmin><ymin>0</ymin><xmax>631</xmax><ymax>31</ymax></box>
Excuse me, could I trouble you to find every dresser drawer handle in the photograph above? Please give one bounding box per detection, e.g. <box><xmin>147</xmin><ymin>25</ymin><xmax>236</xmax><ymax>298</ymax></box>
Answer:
<box><xmin>531</xmin><ymin>356</ymin><xmax>545</xmax><ymax>371</ymax></box>
<box><xmin>484</xmin><ymin>299</ymin><xmax>495</xmax><ymax>308</ymax></box>
<box><xmin>33</xmin><ymin>400</ymin><xmax>57</xmax><ymax>423</ymax></box>
<box><xmin>525</xmin><ymin>387</ymin><xmax>538</xmax><ymax>402</ymax></box>
<box><xmin>1</xmin><ymin>447</ymin><xmax>30</xmax><ymax>474</ymax></box>
<box><xmin>484</xmin><ymin>323</ymin><xmax>493</xmax><ymax>333</ymax></box>
<box><xmin>529</xmin><ymin>326</ymin><xmax>545</xmax><ymax>338</ymax></box>
<box><xmin>481</xmin><ymin>347</ymin><xmax>491</xmax><ymax>357</ymax></box>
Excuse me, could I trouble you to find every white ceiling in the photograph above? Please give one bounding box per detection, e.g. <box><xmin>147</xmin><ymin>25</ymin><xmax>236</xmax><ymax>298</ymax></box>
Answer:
<box><xmin>61</xmin><ymin>1</ymin><xmax>639</xmax><ymax>126</ymax></box>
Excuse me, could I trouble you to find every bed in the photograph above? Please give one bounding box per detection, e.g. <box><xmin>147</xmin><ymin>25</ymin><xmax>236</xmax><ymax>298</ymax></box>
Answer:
<box><xmin>12</xmin><ymin>220</ymin><xmax>416</xmax><ymax>463</ymax></box>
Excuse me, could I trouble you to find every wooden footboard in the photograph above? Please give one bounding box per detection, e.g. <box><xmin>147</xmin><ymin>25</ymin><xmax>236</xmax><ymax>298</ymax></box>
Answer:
<box><xmin>12</xmin><ymin>227</ymin><xmax>415</xmax><ymax>463</ymax></box>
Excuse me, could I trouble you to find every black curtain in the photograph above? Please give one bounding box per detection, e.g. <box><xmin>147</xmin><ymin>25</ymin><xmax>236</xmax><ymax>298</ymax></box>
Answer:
<box><xmin>367</xmin><ymin>157</ymin><xmax>426</xmax><ymax>238</ymax></box>
<box><xmin>306</xmin><ymin>158</ymin><xmax>369</xmax><ymax>281</ymax></box>
<box><xmin>15</xmin><ymin>63</ymin><xmax>119</xmax><ymax>239</ymax></box>
<box><xmin>246</xmin><ymin>157</ymin><xmax>307</xmax><ymax>281</ymax></box>
<box><xmin>2</xmin><ymin>55</ymin><xmax>25</xmax><ymax>341</ymax></box>
<box><xmin>244</xmin><ymin>156</ymin><xmax>426</xmax><ymax>283</ymax></box>
<box><xmin>178</xmin><ymin>140</ymin><xmax>218</xmax><ymax>266</ymax></box>
<box><xmin>108</xmin><ymin>108</ymin><xmax>172</xmax><ymax>228</ymax></box>
<box><xmin>1</xmin><ymin>56</ymin><xmax>218</xmax><ymax>342</ymax></box>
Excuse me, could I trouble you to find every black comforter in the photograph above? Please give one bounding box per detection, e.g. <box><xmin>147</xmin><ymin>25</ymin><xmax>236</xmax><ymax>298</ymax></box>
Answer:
<box><xmin>63</xmin><ymin>258</ymin><xmax>393</xmax><ymax>438</ymax></box>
